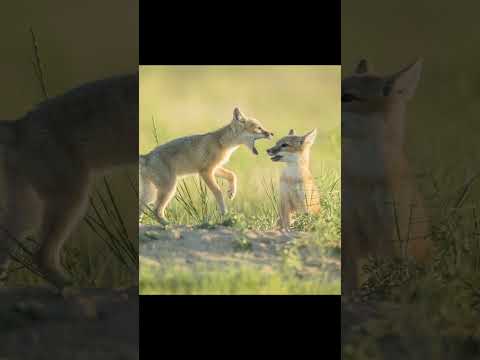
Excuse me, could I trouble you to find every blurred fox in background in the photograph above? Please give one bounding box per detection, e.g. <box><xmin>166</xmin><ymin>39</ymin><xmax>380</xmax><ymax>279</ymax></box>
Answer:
<box><xmin>0</xmin><ymin>73</ymin><xmax>138</xmax><ymax>289</ymax></box>
<box><xmin>341</xmin><ymin>59</ymin><xmax>432</xmax><ymax>294</ymax></box>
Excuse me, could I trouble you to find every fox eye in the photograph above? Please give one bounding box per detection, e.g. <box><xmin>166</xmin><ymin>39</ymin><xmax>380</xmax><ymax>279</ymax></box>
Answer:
<box><xmin>342</xmin><ymin>93</ymin><xmax>362</xmax><ymax>103</ymax></box>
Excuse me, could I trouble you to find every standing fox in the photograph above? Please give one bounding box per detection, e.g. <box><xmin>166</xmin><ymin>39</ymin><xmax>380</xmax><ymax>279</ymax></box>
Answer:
<box><xmin>0</xmin><ymin>73</ymin><xmax>138</xmax><ymax>289</ymax></box>
<box><xmin>342</xmin><ymin>59</ymin><xmax>432</xmax><ymax>294</ymax></box>
<box><xmin>267</xmin><ymin>129</ymin><xmax>320</xmax><ymax>230</ymax></box>
<box><xmin>139</xmin><ymin>107</ymin><xmax>273</xmax><ymax>224</ymax></box>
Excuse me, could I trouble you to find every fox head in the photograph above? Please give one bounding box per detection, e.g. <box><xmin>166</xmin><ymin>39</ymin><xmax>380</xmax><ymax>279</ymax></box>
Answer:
<box><xmin>230</xmin><ymin>107</ymin><xmax>273</xmax><ymax>155</ymax></box>
<box><xmin>342</xmin><ymin>58</ymin><xmax>422</xmax><ymax>145</ymax></box>
<box><xmin>266</xmin><ymin>129</ymin><xmax>317</xmax><ymax>163</ymax></box>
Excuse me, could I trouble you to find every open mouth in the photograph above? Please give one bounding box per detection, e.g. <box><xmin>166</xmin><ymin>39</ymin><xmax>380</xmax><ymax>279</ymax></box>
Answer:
<box><xmin>250</xmin><ymin>138</ymin><xmax>262</xmax><ymax>155</ymax></box>
<box><xmin>270</xmin><ymin>155</ymin><xmax>282</xmax><ymax>162</ymax></box>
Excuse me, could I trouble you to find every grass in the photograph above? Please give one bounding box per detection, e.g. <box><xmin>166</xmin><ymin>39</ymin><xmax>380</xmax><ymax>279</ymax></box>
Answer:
<box><xmin>139</xmin><ymin>169</ymin><xmax>340</xmax><ymax>294</ymax></box>
<box><xmin>140</xmin><ymin>262</ymin><xmax>339</xmax><ymax>295</ymax></box>
<box><xmin>139</xmin><ymin>66</ymin><xmax>340</xmax><ymax>294</ymax></box>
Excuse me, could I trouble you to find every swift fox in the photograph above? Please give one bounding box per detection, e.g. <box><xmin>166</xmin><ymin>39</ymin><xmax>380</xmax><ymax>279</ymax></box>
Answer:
<box><xmin>139</xmin><ymin>107</ymin><xmax>273</xmax><ymax>224</ymax></box>
<box><xmin>342</xmin><ymin>58</ymin><xmax>432</xmax><ymax>294</ymax></box>
<box><xmin>266</xmin><ymin>129</ymin><xmax>320</xmax><ymax>230</ymax></box>
<box><xmin>0</xmin><ymin>73</ymin><xmax>138</xmax><ymax>288</ymax></box>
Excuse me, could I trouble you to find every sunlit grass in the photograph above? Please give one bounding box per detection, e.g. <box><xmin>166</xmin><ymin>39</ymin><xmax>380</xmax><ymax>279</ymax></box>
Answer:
<box><xmin>140</xmin><ymin>261</ymin><xmax>339</xmax><ymax>295</ymax></box>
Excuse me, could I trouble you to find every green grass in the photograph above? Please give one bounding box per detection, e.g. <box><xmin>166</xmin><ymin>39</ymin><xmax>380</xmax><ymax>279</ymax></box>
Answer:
<box><xmin>139</xmin><ymin>171</ymin><xmax>340</xmax><ymax>295</ymax></box>
<box><xmin>139</xmin><ymin>66</ymin><xmax>340</xmax><ymax>294</ymax></box>
<box><xmin>140</xmin><ymin>262</ymin><xmax>339</xmax><ymax>295</ymax></box>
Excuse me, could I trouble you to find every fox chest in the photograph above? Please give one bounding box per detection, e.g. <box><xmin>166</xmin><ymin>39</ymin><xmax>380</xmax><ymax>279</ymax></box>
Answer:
<box><xmin>280</xmin><ymin>169</ymin><xmax>308</xmax><ymax>205</ymax></box>
<box><xmin>217</xmin><ymin>146</ymin><xmax>239</xmax><ymax>166</ymax></box>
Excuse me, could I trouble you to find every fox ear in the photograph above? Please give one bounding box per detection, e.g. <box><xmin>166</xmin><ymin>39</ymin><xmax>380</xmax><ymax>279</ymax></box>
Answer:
<box><xmin>355</xmin><ymin>59</ymin><xmax>369</xmax><ymax>74</ymax></box>
<box><xmin>233</xmin><ymin>107</ymin><xmax>246</xmax><ymax>122</ymax></box>
<box><xmin>386</xmin><ymin>58</ymin><xmax>423</xmax><ymax>100</ymax></box>
<box><xmin>303</xmin><ymin>128</ymin><xmax>317</xmax><ymax>145</ymax></box>
<box><xmin>288</xmin><ymin>129</ymin><xmax>295</xmax><ymax>135</ymax></box>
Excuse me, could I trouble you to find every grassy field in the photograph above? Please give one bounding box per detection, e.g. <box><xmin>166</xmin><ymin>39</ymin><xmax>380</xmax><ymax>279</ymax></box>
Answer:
<box><xmin>342</xmin><ymin>2</ymin><xmax>480</xmax><ymax>358</ymax></box>
<box><xmin>139</xmin><ymin>66</ymin><xmax>340</xmax><ymax>295</ymax></box>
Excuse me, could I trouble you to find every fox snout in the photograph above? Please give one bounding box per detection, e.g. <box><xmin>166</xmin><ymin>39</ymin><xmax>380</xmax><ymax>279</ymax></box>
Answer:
<box><xmin>266</xmin><ymin>147</ymin><xmax>277</xmax><ymax>155</ymax></box>
<box><xmin>263</xmin><ymin>130</ymin><xmax>274</xmax><ymax>139</ymax></box>
<box><xmin>266</xmin><ymin>146</ymin><xmax>283</xmax><ymax>161</ymax></box>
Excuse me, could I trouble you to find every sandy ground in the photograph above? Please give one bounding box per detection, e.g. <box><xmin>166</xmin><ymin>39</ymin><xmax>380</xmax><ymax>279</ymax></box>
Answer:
<box><xmin>0</xmin><ymin>286</ymin><xmax>138</xmax><ymax>360</ymax></box>
<box><xmin>140</xmin><ymin>224</ymin><xmax>340</xmax><ymax>280</ymax></box>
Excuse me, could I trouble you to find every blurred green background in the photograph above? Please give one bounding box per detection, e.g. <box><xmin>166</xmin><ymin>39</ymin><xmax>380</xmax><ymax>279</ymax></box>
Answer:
<box><xmin>140</xmin><ymin>65</ymin><xmax>340</xmax><ymax>201</ymax></box>
<box><xmin>342</xmin><ymin>2</ymin><xmax>480</xmax><ymax>195</ymax></box>
<box><xmin>0</xmin><ymin>1</ymin><xmax>138</xmax><ymax>286</ymax></box>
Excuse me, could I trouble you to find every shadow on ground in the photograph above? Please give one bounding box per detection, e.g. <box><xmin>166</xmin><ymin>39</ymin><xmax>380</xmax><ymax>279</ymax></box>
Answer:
<box><xmin>0</xmin><ymin>286</ymin><xmax>138</xmax><ymax>359</ymax></box>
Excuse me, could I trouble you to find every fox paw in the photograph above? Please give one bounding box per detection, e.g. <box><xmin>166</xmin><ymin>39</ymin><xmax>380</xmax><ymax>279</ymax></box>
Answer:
<box><xmin>44</xmin><ymin>269</ymin><xmax>74</xmax><ymax>291</ymax></box>
<box><xmin>227</xmin><ymin>188</ymin><xmax>236</xmax><ymax>200</ymax></box>
<box><xmin>155</xmin><ymin>215</ymin><xmax>169</xmax><ymax>226</ymax></box>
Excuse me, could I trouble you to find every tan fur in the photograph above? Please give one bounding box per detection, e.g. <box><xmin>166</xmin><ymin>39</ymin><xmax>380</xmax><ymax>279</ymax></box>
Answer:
<box><xmin>342</xmin><ymin>59</ymin><xmax>432</xmax><ymax>294</ymax></box>
<box><xmin>267</xmin><ymin>129</ymin><xmax>320</xmax><ymax>230</ymax></box>
<box><xmin>0</xmin><ymin>73</ymin><xmax>138</xmax><ymax>288</ymax></box>
<box><xmin>139</xmin><ymin>107</ymin><xmax>273</xmax><ymax>224</ymax></box>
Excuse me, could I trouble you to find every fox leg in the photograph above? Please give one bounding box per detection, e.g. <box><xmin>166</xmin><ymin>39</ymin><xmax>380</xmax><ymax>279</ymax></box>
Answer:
<box><xmin>200</xmin><ymin>171</ymin><xmax>227</xmax><ymax>215</ymax></box>
<box><xmin>139</xmin><ymin>174</ymin><xmax>158</xmax><ymax>219</ymax></box>
<box><xmin>215</xmin><ymin>167</ymin><xmax>237</xmax><ymax>200</ymax></box>
<box><xmin>279</xmin><ymin>196</ymin><xmax>292</xmax><ymax>231</ymax></box>
<box><xmin>153</xmin><ymin>177</ymin><xmax>177</xmax><ymax>225</ymax></box>
<box><xmin>34</xmin><ymin>171</ymin><xmax>92</xmax><ymax>289</ymax></box>
<box><xmin>0</xmin><ymin>174</ymin><xmax>41</xmax><ymax>284</ymax></box>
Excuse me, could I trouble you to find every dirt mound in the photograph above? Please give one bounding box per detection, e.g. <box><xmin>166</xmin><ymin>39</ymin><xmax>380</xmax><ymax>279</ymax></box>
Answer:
<box><xmin>0</xmin><ymin>286</ymin><xmax>138</xmax><ymax>360</ymax></box>
<box><xmin>140</xmin><ymin>225</ymin><xmax>340</xmax><ymax>279</ymax></box>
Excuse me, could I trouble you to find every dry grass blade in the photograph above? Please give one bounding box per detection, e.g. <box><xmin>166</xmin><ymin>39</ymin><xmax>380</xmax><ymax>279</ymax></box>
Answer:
<box><xmin>261</xmin><ymin>176</ymin><xmax>280</xmax><ymax>219</ymax></box>
<box><xmin>152</xmin><ymin>116</ymin><xmax>160</xmax><ymax>145</ymax></box>
<box><xmin>30</xmin><ymin>27</ymin><xmax>49</xmax><ymax>99</ymax></box>
<box><xmin>1</xmin><ymin>227</ymin><xmax>47</xmax><ymax>281</ymax></box>
<box><xmin>85</xmin><ymin>180</ymin><xmax>138</xmax><ymax>272</ymax></box>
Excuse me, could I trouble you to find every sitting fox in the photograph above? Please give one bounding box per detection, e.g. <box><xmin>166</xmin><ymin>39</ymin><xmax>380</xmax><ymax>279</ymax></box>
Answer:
<box><xmin>139</xmin><ymin>107</ymin><xmax>273</xmax><ymax>224</ymax></box>
<box><xmin>342</xmin><ymin>58</ymin><xmax>432</xmax><ymax>294</ymax></box>
<box><xmin>267</xmin><ymin>129</ymin><xmax>320</xmax><ymax>230</ymax></box>
<box><xmin>0</xmin><ymin>73</ymin><xmax>138</xmax><ymax>289</ymax></box>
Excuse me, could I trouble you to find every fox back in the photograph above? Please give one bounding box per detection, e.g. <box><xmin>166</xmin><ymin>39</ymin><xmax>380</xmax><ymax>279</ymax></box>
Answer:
<box><xmin>14</xmin><ymin>73</ymin><xmax>138</xmax><ymax>172</ymax></box>
<box><xmin>143</xmin><ymin>107</ymin><xmax>272</xmax><ymax>176</ymax></box>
